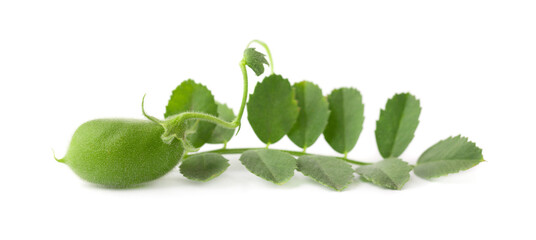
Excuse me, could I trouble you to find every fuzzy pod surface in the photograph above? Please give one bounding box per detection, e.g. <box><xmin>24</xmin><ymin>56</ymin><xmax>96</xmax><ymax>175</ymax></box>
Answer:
<box><xmin>56</xmin><ymin>119</ymin><xmax>184</xmax><ymax>187</ymax></box>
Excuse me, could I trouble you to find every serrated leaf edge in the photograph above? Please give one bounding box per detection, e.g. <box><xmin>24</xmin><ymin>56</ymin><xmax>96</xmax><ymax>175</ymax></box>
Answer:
<box><xmin>165</xmin><ymin>79</ymin><xmax>217</xmax><ymax>118</ymax></box>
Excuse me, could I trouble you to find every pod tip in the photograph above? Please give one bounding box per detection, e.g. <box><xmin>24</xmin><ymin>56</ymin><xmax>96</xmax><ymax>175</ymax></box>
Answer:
<box><xmin>52</xmin><ymin>149</ymin><xmax>65</xmax><ymax>163</ymax></box>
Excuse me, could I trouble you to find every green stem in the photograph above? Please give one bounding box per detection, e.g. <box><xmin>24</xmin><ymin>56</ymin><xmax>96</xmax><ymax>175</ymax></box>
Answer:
<box><xmin>177</xmin><ymin>50</ymin><xmax>251</xmax><ymax>132</ymax></box>
<box><xmin>142</xmin><ymin>55</ymin><xmax>251</xmax><ymax>134</ymax></box>
<box><xmin>234</xmin><ymin>60</ymin><xmax>248</xmax><ymax>129</ymax></box>
<box><xmin>185</xmin><ymin>148</ymin><xmax>372</xmax><ymax>165</ymax></box>
<box><xmin>180</xmin><ymin>112</ymin><xmax>237</xmax><ymax>129</ymax></box>
<box><xmin>247</xmin><ymin>39</ymin><xmax>274</xmax><ymax>74</ymax></box>
<box><xmin>179</xmin><ymin>60</ymin><xmax>249</xmax><ymax>130</ymax></box>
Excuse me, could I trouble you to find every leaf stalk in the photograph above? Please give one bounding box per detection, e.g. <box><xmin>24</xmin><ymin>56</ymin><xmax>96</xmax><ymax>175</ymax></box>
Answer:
<box><xmin>185</xmin><ymin>148</ymin><xmax>372</xmax><ymax>165</ymax></box>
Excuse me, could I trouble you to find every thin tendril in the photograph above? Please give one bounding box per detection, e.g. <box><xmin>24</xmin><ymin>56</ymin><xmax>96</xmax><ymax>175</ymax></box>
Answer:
<box><xmin>141</xmin><ymin>94</ymin><xmax>163</xmax><ymax>125</ymax></box>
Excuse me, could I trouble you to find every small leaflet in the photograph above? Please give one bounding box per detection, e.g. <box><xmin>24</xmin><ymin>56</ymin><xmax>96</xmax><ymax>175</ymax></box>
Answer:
<box><xmin>297</xmin><ymin>155</ymin><xmax>354</xmax><ymax>191</ymax></box>
<box><xmin>179</xmin><ymin>153</ymin><xmax>230</xmax><ymax>182</ymax></box>
<box><xmin>244</xmin><ymin>48</ymin><xmax>269</xmax><ymax>76</ymax></box>
<box><xmin>323</xmin><ymin>88</ymin><xmax>365</xmax><ymax>154</ymax></box>
<box><xmin>247</xmin><ymin>74</ymin><xmax>299</xmax><ymax>144</ymax></box>
<box><xmin>287</xmin><ymin>81</ymin><xmax>330</xmax><ymax>149</ymax></box>
<box><xmin>414</xmin><ymin>136</ymin><xmax>484</xmax><ymax>179</ymax></box>
<box><xmin>375</xmin><ymin>93</ymin><xmax>421</xmax><ymax>158</ymax></box>
<box><xmin>207</xmin><ymin>103</ymin><xmax>236</xmax><ymax>144</ymax></box>
<box><xmin>356</xmin><ymin>158</ymin><xmax>413</xmax><ymax>190</ymax></box>
<box><xmin>239</xmin><ymin>149</ymin><xmax>296</xmax><ymax>184</ymax></box>
<box><xmin>165</xmin><ymin>79</ymin><xmax>218</xmax><ymax>148</ymax></box>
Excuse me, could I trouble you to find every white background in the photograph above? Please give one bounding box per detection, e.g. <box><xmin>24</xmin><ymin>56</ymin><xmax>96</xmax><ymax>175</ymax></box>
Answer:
<box><xmin>1</xmin><ymin>0</ymin><xmax>535</xmax><ymax>239</ymax></box>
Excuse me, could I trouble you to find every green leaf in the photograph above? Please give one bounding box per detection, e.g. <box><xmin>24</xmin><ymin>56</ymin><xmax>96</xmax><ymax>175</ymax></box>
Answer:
<box><xmin>323</xmin><ymin>88</ymin><xmax>365</xmax><ymax>154</ymax></box>
<box><xmin>207</xmin><ymin>103</ymin><xmax>236</xmax><ymax>144</ymax></box>
<box><xmin>356</xmin><ymin>158</ymin><xmax>413</xmax><ymax>190</ymax></box>
<box><xmin>247</xmin><ymin>74</ymin><xmax>299</xmax><ymax>144</ymax></box>
<box><xmin>244</xmin><ymin>48</ymin><xmax>269</xmax><ymax>76</ymax></box>
<box><xmin>414</xmin><ymin>136</ymin><xmax>484</xmax><ymax>179</ymax></box>
<box><xmin>287</xmin><ymin>81</ymin><xmax>330</xmax><ymax>149</ymax></box>
<box><xmin>179</xmin><ymin>153</ymin><xmax>230</xmax><ymax>182</ymax></box>
<box><xmin>165</xmin><ymin>80</ymin><xmax>218</xmax><ymax>148</ymax></box>
<box><xmin>239</xmin><ymin>149</ymin><xmax>296</xmax><ymax>184</ymax></box>
<box><xmin>376</xmin><ymin>93</ymin><xmax>421</xmax><ymax>158</ymax></box>
<box><xmin>296</xmin><ymin>155</ymin><xmax>354</xmax><ymax>191</ymax></box>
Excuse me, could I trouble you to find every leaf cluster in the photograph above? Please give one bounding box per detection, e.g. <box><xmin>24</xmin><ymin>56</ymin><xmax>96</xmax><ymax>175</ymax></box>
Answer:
<box><xmin>159</xmin><ymin>44</ymin><xmax>485</xmax><ymax>191</ymax></box>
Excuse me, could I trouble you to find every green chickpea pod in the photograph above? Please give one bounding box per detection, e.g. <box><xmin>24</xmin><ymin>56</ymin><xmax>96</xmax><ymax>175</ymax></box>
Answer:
<box><xmin>55</xmin><ymin>119</ymin><xmax>185</xmax><ymax>187</ymax></box>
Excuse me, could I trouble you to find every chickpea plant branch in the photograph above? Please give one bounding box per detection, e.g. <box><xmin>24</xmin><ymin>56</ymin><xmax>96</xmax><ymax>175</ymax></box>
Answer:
<box><xmin>55</xmin><ymin>40</ymin><xmax>485</xmax><ymax>191</ymax></box>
